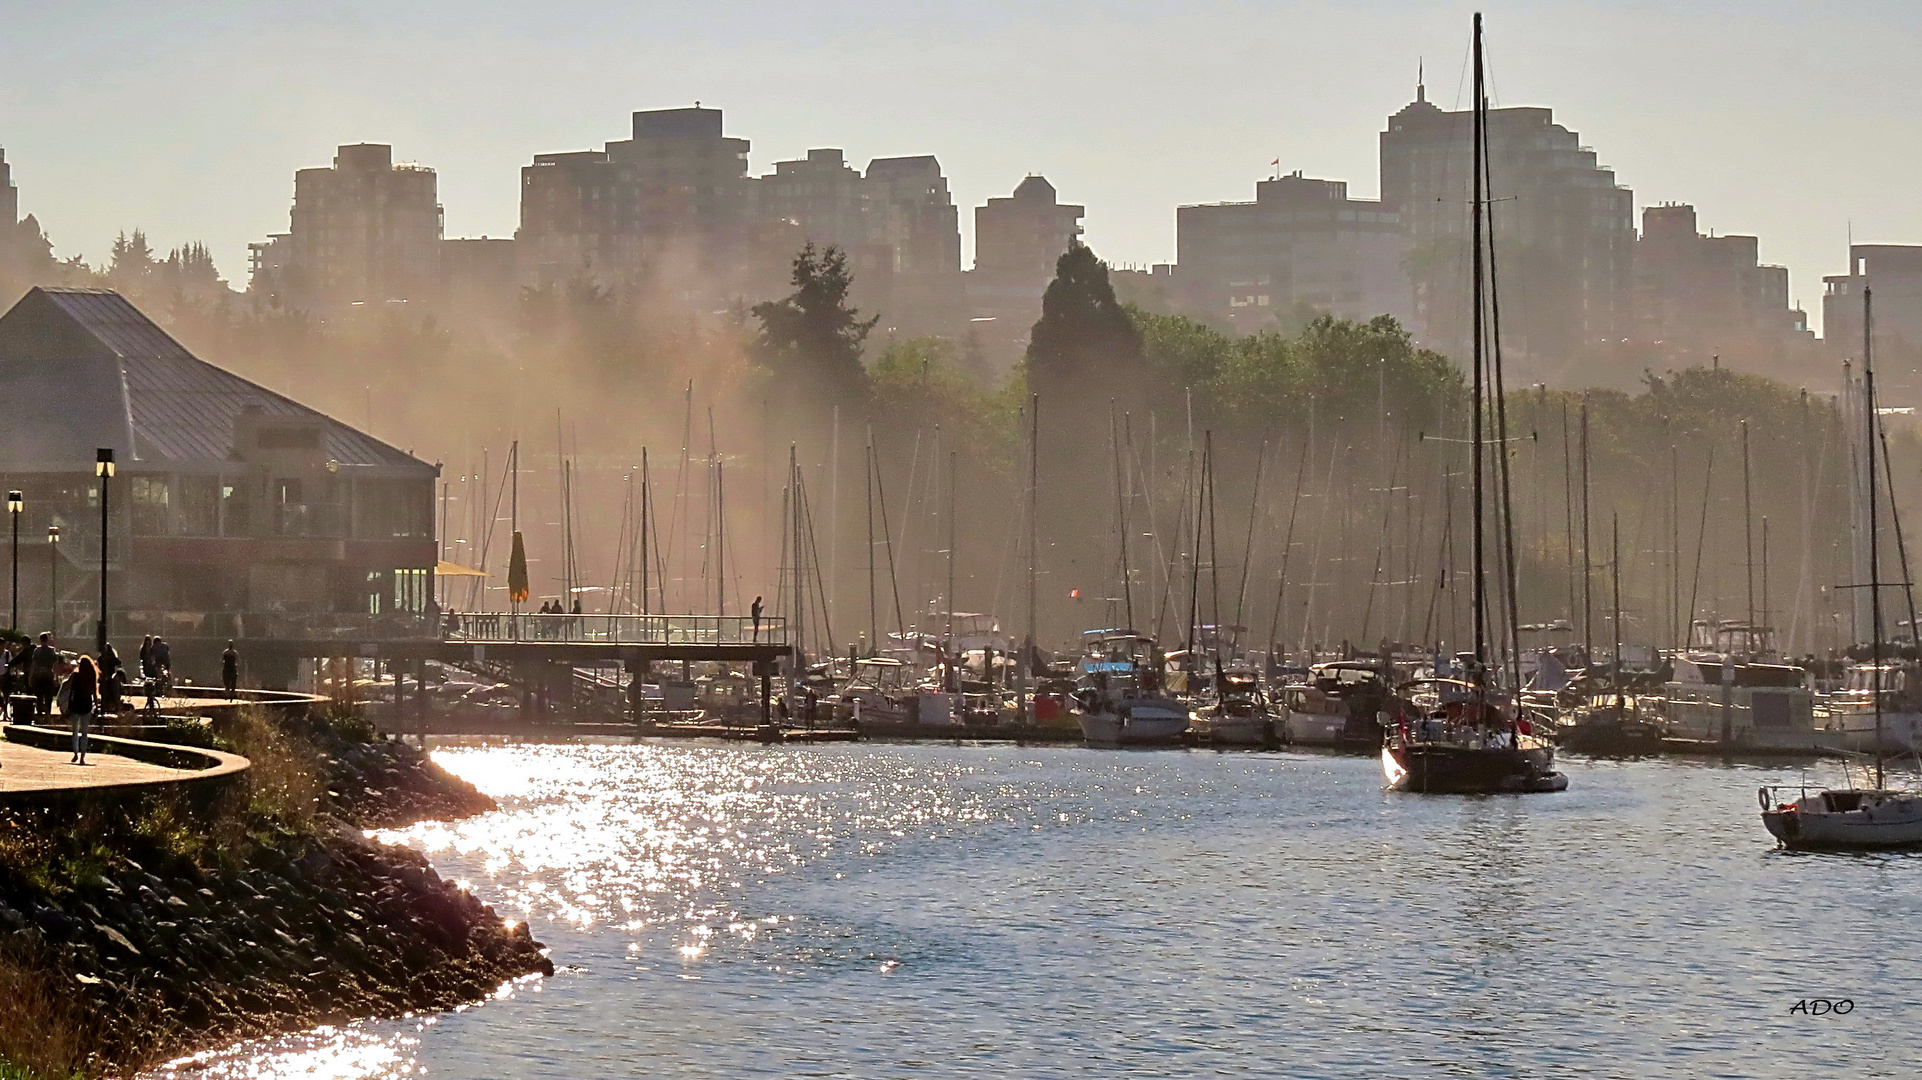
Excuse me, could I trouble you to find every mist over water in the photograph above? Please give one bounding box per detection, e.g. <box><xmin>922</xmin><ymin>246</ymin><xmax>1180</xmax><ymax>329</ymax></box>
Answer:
<box><xmin>149</xmin><ymin>741</ymin><xmax>1921</xmax><ymax>1079</ymax></box>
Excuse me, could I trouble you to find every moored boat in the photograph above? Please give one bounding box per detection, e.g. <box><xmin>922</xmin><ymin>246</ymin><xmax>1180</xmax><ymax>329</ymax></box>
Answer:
<box><xmin>1072</xmin><ymin>629</ymin><xmax>1192</xmax><ymax>746</ymax></box>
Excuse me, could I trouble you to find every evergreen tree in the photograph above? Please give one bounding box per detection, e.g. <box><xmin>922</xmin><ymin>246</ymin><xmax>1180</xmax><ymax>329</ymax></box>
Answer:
<box><xmin>1025</xmin><ymin>242</ymin><xmax>1145</xmax><ymax>409</ymax></box>
<box><xmin>750</xmin><ymin>242</ymin><xmax>877</xmax><ymax>409</ymax></box>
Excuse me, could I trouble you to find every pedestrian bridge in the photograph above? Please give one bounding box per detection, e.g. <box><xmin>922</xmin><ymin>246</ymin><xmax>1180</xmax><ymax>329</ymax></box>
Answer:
<box><xmin>443</xmin><ymin>612</ymin><xmax>788</xmax><ymax>648</ymax></box>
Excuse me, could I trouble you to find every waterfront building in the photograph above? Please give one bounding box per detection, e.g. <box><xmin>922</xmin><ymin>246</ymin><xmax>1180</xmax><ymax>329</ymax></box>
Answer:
<box><xmin>967</xmin><ymin>175</ymin><xmax>1085</xmax><ymax>365</ymax></box>
<box><xmin>1380</xmin><ymin>82</ymin><xmax>1634</xmax><ymax>372</ymax></box>
<box><xmin>517</xmin><ymin>107</ymin><xmax>752</xmax><ymax>298</ymax></box>
<box><xmin>1176</xmin><ymin>172</ymin><xmax>1413</xmax><ymax>334</ymax></box>
<box><xmin>0</xmin><ymin>287</ymin><xmax>438</xmax><ymax>681</ymax></box>
<box><xmin>257</xmin><ymin>144</ymin><xmax>444</xmax><ymax>312</ymax></box>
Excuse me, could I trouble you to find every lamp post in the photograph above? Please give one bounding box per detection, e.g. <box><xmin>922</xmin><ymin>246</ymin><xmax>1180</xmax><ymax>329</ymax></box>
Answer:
<box><xmin>6</xmin><ymin>491</ymin><xmax>20</xmax><ymax>633</ymax></box>
<box><xmin>95</xmin><ymin>450</ymin><xmax>113</xmax><ymax>654</ymax></box>
<box><xmin>47</xmin><ymin>525</ymin><xmax>60</xmax><ymax>639</ymax></box>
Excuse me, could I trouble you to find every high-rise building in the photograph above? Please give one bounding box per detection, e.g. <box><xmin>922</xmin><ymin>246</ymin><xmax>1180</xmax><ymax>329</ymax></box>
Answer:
<box><xmin>1634</xmin><ymin>204</ymin><xmax>1806</xmax><ymax>358</ymax></box>
<box><xmin>1176</xmin><ymin>172</ymin><xmax>1412</xmax><ymax>333</ymax></box>
<box><xmin>0</xmin><ymin>148</ymin><xmax>17</xmax><ymax>274</ymax></box>
<box><xmin>1823</xmin><ymin>245</ymin><xmax>1922</xmax><ymax>360</ymax></box>
<box><xmin>1380</xmin><ymin>83</ymin><xmax>1634</xmax><ymax>371</ymax></box>
<box><xmin>968</xmin><ymin>176</ymin><xmax>1084</xmax><ymax>362</ymax></box>
<box><xmin>262</xmin><ymin>144</ymin><xmax>444</xmax><ymax>311</ymax></box>
<box><xmin>518</xmin><ymin>107</ymin><xmax>752</xmax><ymax>298</ymax></box>
<box><xmin>865</xmin><ymin>156</ymin><xmax>961</xmax><ymax>278</ymax></box>
<box><xmin>863</xmin><ymin>155</ymin><xmax>963</xmax><ymax>336</ymax></box>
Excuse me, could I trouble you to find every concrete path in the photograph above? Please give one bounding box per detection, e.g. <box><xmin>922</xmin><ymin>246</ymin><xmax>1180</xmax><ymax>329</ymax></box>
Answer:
<box><xmin>0</xmin><ymin>737</ymin><xmax>201</xmax><ymax>795</ymax></box>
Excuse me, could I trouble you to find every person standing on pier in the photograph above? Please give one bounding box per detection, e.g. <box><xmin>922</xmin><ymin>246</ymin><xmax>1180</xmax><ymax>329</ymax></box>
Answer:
<box><xmin>751</xmin><ymin>596</ymin><xmax>764</xmax><ymax>642</ymax></box>
<box><xmin>29</xmin><ymin>632</ymin><xmax>58</xmax><ymax>716</ymax></box>
<box><xmin>64</xmin><ymin>654</ymin><xmax>97</xmax><ymax>765</ymax></box>
<box><xmin>222</xmin><ymin>641</ymin><xmax>240</xmax><ymax>699</ymax></box>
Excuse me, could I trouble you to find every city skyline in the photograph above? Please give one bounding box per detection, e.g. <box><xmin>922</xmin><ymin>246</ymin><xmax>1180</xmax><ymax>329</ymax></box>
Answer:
<box><xmin>3</xmin><ymin>1</ymin><xmax>1920</xmax><ymax>332</ymax></box>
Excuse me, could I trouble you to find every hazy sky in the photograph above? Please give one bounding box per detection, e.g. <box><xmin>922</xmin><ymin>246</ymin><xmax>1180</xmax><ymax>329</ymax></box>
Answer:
<box><xmin>2</xmin><ymin>0</ymin><xmax>1918</xmax><ymax>332</ymax></box>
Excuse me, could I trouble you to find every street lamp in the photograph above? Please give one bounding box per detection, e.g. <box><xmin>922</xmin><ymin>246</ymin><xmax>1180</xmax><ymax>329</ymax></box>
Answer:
<box><xmin>6</xmin><ymin>491</ymin><xmax>20</xmax><ymax>633</ymax></box>
<box><xmin>47</xmin><ymin>525</ymin><xmax>59</xmax><ymax>639</ymax></box>
<box><xmin>95</xmin><ymin>450</ymin><xmax>113</xmax><ymax>654</ymax></box>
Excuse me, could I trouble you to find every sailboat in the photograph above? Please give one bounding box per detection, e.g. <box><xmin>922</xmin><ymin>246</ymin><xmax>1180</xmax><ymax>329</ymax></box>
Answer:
<box><xmin>1073</xmin><ymin>409</ymin><xmax>1192</xmax><ymax>745</ymax></box>
<box><xmin>1380</xmin><ymin>14</ymin><xmax>1566</xmax><ymax>795</ymax></box>
<box><xmin>1762</xmin><ymin>282</ymin><xmax>1922</xmax><ymax>848</ymax></box>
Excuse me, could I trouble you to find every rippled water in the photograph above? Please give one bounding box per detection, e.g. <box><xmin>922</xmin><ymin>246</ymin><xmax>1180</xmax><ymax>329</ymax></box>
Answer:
<box><xmin>150</xmin><ymin>743</ymin><xmax>1922</xmax><ymax>1079</ymax></box>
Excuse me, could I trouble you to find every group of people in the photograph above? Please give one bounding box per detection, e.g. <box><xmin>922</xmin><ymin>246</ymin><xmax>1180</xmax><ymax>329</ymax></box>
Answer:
<box><xmin>1</xmin><ymin>633</ymin><xmax>111</xmax><ymax>764</ymax></box>
<box><xmin>0</xmin><ymin>633</ymin><xmax>238</xmax><ymax>767</ymax></box>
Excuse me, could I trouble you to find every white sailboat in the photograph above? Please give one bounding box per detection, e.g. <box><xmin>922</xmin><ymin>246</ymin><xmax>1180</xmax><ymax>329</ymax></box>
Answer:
<box><xmin>1761</xmin><ymin>282</ymin><xmax>1922</xmax><ymax>849</ymax></box>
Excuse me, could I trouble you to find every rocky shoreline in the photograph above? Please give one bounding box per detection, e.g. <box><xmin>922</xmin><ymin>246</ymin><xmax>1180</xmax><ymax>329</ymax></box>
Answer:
<box><xmin>0</xmin><ymin>712</ymin><xmax>545</xmax><ymax>1079</ymax></box>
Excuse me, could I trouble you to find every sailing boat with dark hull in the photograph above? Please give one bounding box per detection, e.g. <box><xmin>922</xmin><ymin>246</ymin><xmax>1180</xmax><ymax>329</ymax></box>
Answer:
<box><xmin>1381</xmin><ymin>13</ymin><xmax>1566</xmax><ymax>795</ymax></box>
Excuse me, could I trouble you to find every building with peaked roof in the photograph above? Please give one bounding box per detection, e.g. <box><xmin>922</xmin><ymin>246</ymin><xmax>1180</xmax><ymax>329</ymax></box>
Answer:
<box><xmin>0</xmin><ymin>287</ymin><xmax>439</xmax><ymax>680</ymax></box>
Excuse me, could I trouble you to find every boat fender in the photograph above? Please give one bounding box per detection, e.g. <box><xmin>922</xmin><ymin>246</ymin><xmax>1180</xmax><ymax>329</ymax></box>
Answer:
<box><xmin>1758</xmin><ymin>786</ymin><xmax>1770</xmax><ymax>811</ymax></box>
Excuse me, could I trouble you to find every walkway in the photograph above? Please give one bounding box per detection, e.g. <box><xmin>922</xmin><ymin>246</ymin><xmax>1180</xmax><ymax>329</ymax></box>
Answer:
<box><xmin>0</xmin><ymin>726</ymin><xmax>250</xmax><ymax>800</ymax></box>
<box><xmin>0</xmin><ymin>739</ymin><xmax>197</xmax><ymax>794</ymax></box>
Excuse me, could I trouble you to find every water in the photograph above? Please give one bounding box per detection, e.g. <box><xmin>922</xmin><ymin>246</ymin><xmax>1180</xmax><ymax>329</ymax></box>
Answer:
<box><xmin>150</xmin><ymin>742</ymin><xmax>1922</xmax><ymax>1079</ymax></box>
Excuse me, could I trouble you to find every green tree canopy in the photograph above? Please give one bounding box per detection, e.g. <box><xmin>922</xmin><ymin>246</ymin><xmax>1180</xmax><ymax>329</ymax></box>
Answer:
<box><xmin>1026</xmin><ymin>242</ymin><xmax>1145</xmax><ymax>411</ymax></box>
<box><xmin>751</xmin><ymin>242</ymin><xmax>877</xmax><ymax>411</ymax></box>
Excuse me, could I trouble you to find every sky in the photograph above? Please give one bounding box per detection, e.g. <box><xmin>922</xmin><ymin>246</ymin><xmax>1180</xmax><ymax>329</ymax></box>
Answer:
<box><xmin>2</xmin><ymin>0</ymin><xmax>1919</xmax><ymax>333</ymax></box>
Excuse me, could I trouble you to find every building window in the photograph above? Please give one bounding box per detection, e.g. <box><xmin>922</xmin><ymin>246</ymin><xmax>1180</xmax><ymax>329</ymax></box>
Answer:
<box><xmin>393</xmin><ymin>567</ymin><xmax>430</xmax><ymax>614</ymax></box>
<box><xmin>179</xmin><ymin>476</ymin><xmax>219</xmax><ymax>536</ymax></box>
<box><xmin>130</xmin><ymin>476</ymin><xmax>171</xmax><ymax>536</ymax></box>
<box><xmin>222</xmin><ymin>480</ymin><xmax>251</xmax><ymax>537</ymax></box>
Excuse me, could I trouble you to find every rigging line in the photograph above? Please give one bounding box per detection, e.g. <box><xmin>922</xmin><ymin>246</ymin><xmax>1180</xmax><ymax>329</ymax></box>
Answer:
<box><xmin>1358</xmin><ymin>439</ymin><xmax>1405</xmax><ymax>646</ymax></box>
<box><xmin>1266</xmin><ymin>427</ymin><xmax>1312</xmax><ymax>654</ymax></box>
<box><xmin>1876</xmin><ymin>417</ymin><xmax>1920</xmax><ymax>644</ymax></box>
<box><xmin>872</xmin><ymin>434</ymin><xmax>910</xmax><ymax>644</ymax></box>
<box><xmin>1686</xmin><ymin>445</ymin><xmax>1716</xmax><ymax>645</ymax></box>
<box><xmin>1299</xmin><ymin>437</ymin><xmax>1341</xmax><ymax>653</ymax></box>
<box><xmin>1232</xmin><ymin>438</ymin><xmax>1269</xmax><ymax>651</ymax></box>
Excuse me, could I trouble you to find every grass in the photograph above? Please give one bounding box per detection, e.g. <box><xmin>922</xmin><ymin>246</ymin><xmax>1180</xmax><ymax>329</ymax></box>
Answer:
<box><xmin>0</xmin><ymin>948</ymin><xmax>93</xmax><ymax>1079</ymax></box>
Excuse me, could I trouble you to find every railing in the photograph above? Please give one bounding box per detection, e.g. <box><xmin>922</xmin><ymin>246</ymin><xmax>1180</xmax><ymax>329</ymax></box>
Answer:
<box><xmin>118</xmin><ymin>610</ymin><xmax>439</xmax><ymax>642</ymax></box>
<box><xmin>444</xmin><ymin>612</ymin><xmax>788</xmax><ymax>647</ymax></box>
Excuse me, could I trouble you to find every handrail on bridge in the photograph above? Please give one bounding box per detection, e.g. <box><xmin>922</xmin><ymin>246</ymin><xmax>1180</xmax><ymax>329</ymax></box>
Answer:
<box><xmin>443</xmin><ymin>612</ymin><xmax>788</xmax><ymax>647</ymax></box>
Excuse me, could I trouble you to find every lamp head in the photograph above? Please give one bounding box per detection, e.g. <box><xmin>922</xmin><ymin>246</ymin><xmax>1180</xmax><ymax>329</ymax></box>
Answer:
<box><xmin>5</xmin><ymin>492</ymin><xmax>19</xmax><ymax>514</ymax></box>
<box><xmin>47</xmin><ymin>525</ymin><xmax>59</xmax><ymax>544</ymax></box>
<box><xmin>95</xmin><ymin>448</ymin><xmax>115</xmax><ymax>478</ymax></box>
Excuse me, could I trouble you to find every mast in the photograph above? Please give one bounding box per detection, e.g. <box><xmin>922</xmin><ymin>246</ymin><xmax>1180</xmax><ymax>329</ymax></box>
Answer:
<box><xmin>1742</xmin><ymin>419</ymin><xmax>1756</xmax><ymax>648</ymax></box>
<box><xmin>1612</xmin><ymin>512</ymin><xmax>1624</xmax><ymax>712</ymax></box>
<box><xmin>1469</xmin><ymin>9</ymin><xmax>1488</xmax><ymax>674</ymax></box>
<box><xmin>1865</xmin><ymin>284</ymin><xmax>1885</xmax><ymax>789</ymax></box>
<box><xmin>1024</xmin><ymin>395</ymin><xmax>1039</xmax><ymax>724</ymax></box>
<box><xmin>1580</xmin><ymin>402</ymin><xmax>1592</xmax><ymax>662</ymax></box>
<box><xmin>640</xmin><ymin>449</ymin><xmax>652</xmax><ymax>616</ymax></box>
<box><xmin>946</xmin><ymin>450</ymin><xmax>957</xmax><ymax>692</ymax></box>
<box><xmin>866</xmin><ymin>437</ymin><xmax>878</xmax><ymax>655</ymax></box>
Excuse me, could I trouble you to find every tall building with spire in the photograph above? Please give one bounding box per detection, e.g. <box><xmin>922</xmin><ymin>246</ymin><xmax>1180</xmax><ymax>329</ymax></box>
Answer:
<box><xmin>1380</xmin><ymin>78</ymin><xmax>1634</xmax><ymax>373</ymax></box>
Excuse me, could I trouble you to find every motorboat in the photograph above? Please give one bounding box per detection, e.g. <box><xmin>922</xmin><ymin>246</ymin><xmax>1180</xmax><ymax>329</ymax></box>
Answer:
<box><xmin>1072</xmin><ymin>629</ymin><xmax>1191</xmax><ymax>745</ymax></box>
<box><xmin>1276</xmin><ymin>661</ymin><xmax>1392</xmax><ymax>749</ymax></box>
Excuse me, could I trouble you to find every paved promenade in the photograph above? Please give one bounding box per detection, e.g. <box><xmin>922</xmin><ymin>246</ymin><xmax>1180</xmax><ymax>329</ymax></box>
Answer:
<box><xmin>0</xmin><ymin>738</ymin><xmax>199</xmax><ymax>794</ymax></box>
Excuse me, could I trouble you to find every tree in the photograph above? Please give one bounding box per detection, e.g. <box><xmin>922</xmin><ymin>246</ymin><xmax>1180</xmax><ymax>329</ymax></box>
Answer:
<box><xmin>750</xmin><ymin>243</ymin><xmax>877</xmax><ymax>410</ymax></box>
<box><xmin>1025</xmin><ymin>242</ymin><xmax>1145</xmax><ymax>410</ymax></box>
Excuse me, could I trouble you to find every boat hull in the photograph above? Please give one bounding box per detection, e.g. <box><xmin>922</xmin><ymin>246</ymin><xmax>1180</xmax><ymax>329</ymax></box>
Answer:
<box><xmin>1763</xmin><ymin>799</ymin><xmax>1922</xmax><ymax>849</ymax></box>
<box><xmin>1077</xmin><ymin>701</ymin><xmax>1191</xmax><ymax>745</ymax></box>
<box><xmin>1383</xmin><ymin>744</ymin><xmax>1565</xmax><ymax>794</ymax></box>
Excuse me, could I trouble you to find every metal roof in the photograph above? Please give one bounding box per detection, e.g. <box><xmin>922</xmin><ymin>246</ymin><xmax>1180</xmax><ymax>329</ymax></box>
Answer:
<box><xmin>0</xmin><ymin>288</ymin><xmax>430</xmax><ymax>474</ymax></box>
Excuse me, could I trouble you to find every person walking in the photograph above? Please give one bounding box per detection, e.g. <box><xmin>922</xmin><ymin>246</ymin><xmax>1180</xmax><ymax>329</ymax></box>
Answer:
<box><xmin>138</xmin><ymin>634</ymin><xmax>155</xmax><ymax>680</ymax></box>
<box><xmin>152</xmin><ymin>637</ymin><xmax>172</xmax><ymax>694</ymax></box>
<box><xmin>29</xmin><ymin>632</ymin><xmax>59</xmax><ymax>716</ymax></box>
<box><xmin>65</xmin><ymin>655</ymin><xmax>97</xmax><ymax>765</ymax></box>
<box><xmin>222</xmin><ymin>640</ymin><xmax>239</xmax><ymax>698</ymax></box>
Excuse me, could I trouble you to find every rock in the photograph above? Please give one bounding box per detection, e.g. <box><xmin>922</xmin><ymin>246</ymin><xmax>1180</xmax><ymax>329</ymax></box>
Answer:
<box><xmin>94</xmin><ymin>923</ymin><xmax>141</xmax><ymax>955</ymax></box>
